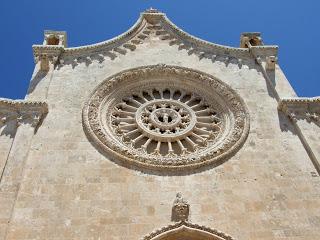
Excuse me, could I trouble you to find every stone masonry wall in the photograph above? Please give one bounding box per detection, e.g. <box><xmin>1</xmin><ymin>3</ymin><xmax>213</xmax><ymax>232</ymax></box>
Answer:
<box><xmin>2</xmin><ymin>36</ymin><xmax>320</xmax><ymax>240</ymax></box>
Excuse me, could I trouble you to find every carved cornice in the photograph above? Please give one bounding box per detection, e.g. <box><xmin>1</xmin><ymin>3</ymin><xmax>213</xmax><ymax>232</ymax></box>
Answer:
<box><xmin>278</xmin><ymin>97</ymin><xmax>320</xmax><ymax>123</ymax></box>
<box><xmin>142</xmin><ymin>221</ymin><xmax>235</xmax><ymax>240</ymax></box>
<box><xmin>33</xmin><ymin>9</ymin><xmax>277</xmax><ymax>69</ymax></box>
<box><xmin>0</xmin><ymin>98</ymin><xmax>48</xmax><ymax>128</ymax></box>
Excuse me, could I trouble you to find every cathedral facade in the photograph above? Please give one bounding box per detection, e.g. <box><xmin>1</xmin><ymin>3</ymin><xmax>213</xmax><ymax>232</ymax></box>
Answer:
<box><xmin>0</xmin><ymin>9</ymin><xmax>319</xmax><ymax>240</ymax></box>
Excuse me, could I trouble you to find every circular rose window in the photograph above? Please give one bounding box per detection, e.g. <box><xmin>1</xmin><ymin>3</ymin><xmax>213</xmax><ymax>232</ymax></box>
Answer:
<box><xmin>83</xmin><ymin>65</ymin><xmax>249</xmax><ymax>171</ymax></box>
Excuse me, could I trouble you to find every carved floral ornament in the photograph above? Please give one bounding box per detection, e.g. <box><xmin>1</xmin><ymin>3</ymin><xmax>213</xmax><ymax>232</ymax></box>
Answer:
<box><xmin>83</xmin><ymin>65</ymin><xmax>249</xmax><ymax>171</ymax></box>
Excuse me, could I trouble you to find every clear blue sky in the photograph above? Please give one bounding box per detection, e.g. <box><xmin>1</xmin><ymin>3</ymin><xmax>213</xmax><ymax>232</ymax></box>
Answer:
<box><xmin>0</xmin><ymin>0</ymin><xmax>319</xmax><ymax>99</ymax></box>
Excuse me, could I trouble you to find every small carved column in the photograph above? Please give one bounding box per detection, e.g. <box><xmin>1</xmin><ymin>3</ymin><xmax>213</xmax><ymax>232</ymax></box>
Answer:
<box><xmin>0</xmin><ymin>101</ymin><xmax>47</xmax><ymax>239</ymax></box>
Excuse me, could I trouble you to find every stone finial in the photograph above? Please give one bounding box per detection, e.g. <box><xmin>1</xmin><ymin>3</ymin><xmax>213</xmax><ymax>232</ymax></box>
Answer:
<box><xmin>43</xmin><ymin>30</ymin><xmax>67</xmax><ymax>47</ymax></box>
<box><xmin>143</xmin><ymin>7</ymin><xmax>163</xmax><ymax>24</ymax></box>
<box><xmin>145</xmin><ymin>7</ymin><xmax>160</xmax><ymax>13</ymax></box>
<box><xmin>171</xmin><ymin>193</ymin><xmax>190</xmax><ymax>222</ymax></box>
<box><xmin>240</xmin><ymin>32</ymin><xmax>263</xmax><ymax>48</ymax></box>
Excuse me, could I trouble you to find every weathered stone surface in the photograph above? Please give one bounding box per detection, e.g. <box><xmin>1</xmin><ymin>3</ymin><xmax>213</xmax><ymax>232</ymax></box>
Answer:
<box><xmin>0</xmin><ymin>8</ymin><xmax>319</xmax><ymax>240</ymax></box>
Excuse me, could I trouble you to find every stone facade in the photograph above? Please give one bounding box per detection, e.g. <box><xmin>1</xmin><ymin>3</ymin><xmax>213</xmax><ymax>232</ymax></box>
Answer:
<box><xmin>0</xmin><ymin>8</ymin><xmax>320</xmax><ymax>240</ymax></box>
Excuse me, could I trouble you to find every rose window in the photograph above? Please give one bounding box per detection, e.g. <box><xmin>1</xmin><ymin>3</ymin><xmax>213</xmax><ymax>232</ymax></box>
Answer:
<box><xmin>83</xmin><ymin>65</ymin><xmax>249</xmax><ymax>171</ymax></box>
<box><xmin>112</xmin><ymin>89</ymin><xmax>223</xmax><ymax>156</ymax></box>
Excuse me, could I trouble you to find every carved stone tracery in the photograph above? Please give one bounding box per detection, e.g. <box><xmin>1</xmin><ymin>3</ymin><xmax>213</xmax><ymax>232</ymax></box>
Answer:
<box><xmin>83</xmin><ymin>65</ymin><xmax>249</xmax><ymax>171</ymax></box>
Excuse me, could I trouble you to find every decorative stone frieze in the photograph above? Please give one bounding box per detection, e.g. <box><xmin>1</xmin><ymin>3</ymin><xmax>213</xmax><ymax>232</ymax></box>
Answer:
<box><xmin>172</xmin><ymin>193</ymin><xmax>189</xmax><ymax>222</ymax></box>
<box><xmin>0</xmin><ymin>98</ymin><xmax>48</xmax><ymax>130</ymax></box>
<box><xmin>142</xmin><ymin>221</ymin><xmax>235</xmax><ymax>240</ymax></box>
<box><xmin>83</xmin><ymin>65</ymin><xmax>250</xmax><ymax>171</ymax></box>
<box><xmin>278</xmin><ymin>97</ymin><xmax>320</xmax><ymax>124</ymax></box>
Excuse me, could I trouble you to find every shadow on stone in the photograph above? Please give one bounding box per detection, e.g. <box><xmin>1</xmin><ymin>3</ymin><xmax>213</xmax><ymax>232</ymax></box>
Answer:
<box><xmin>27</xmin><ymin>70</ymin><xmax>48</xmax><ymax>94</ymax></box>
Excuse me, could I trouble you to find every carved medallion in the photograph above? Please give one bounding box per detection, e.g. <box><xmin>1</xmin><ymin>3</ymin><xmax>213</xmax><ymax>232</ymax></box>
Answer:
<box><xmin>83</xmin><ymin>65</ymin><xmax>249</xmax><ymax>171</ymax></box>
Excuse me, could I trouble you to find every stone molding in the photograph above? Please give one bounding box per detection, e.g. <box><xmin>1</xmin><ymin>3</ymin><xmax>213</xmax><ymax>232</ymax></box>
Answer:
<box><xmin>0</xmin><ymin>98</ymin><xmax>48</xmax><ymax>129</ymax></box>
<box><xmin>32</xmin><ymin>9</ymin><xmax>277</xmax><ymax>69</ymax></box>
<box><xmin>141</xmin><ymin>221</ymin><xmax>235</xmax><ymax>240</ymax></box>
<box><xmin>82</xmin><ymin>64</ymin><xmax>250</xmax><ymax>171</ymax></box>
<box><xmin>278</xmin><ymin>97</ymin><xmax>320</xmax><ymax>124</ymax></box>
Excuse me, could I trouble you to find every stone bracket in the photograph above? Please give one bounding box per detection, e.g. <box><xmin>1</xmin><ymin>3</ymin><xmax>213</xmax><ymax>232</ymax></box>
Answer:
<box><xmin>32</xmin><ymin>45</ymin><xmax>64</xmax><ymax>71</ymax></box>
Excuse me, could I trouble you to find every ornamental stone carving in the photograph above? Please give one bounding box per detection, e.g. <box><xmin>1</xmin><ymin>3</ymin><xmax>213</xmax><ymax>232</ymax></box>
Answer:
<box><xmin>172</xmin><ymin>193</ymin><xmax>190</xmax><ymax>222</ymax></box>
<box><xmin>0</xmin><ymin>99</ymin><xmax>48</xmax><ymax>130</ymax></box>
<box><xmin>142</xmin><ymin>221</ymin><xmax>235</xmax><ymax>240</ymax></box>
<box><xmin>278</xmin><ymin>97</ymin><xmax>320</xmax><ymax>125</ymax></box>
<box><xmin>83</xmin><ymin>65</ymin><xmax>249</xmax><ymax>171</ymax></box>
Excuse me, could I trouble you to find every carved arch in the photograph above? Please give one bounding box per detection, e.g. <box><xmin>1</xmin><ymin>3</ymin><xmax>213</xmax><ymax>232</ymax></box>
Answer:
<box><xmin>142</xmin><ymin>221</ymin><xmax>235</xmax><ymax>240</ymax></box>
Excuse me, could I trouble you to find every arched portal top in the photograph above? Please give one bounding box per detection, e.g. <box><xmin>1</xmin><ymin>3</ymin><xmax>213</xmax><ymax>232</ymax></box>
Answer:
<box><xmin>142</xmin><ymin>221</ymin><xmax>235</xmax><ymax>240</ymax></box>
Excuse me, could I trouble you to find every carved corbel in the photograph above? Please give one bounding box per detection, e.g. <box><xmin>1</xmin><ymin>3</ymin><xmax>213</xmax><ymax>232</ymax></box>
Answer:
<box><xmin>17</xmin><ymin>112</ymin><xmax>41</xmax><ymax>127</ymax></box>
<box><xmin>306</xmin><ymin>112</ymin><xmax>320</xmax><ymax>123</ymax></box>
<box><xmin>0</xmin><ymin>114</ymin><xmax>8</xmax><ymax>125</ymax></box>
<box><xmin>278</xmin><ymin>104</ymin><xmax>297</xmax><ymax>123</ymax></box>
<box><xmin>287</xmin><ymin>111</ymin><xmax>298</xmax><ymax>123</ymax></box>
<box><xmin>255</xmin><ymin>56</ymin><xmax>262</xmax><ymax>64</ymax></box>
<box><xmin>266</xmin><ymin>55</ymin><xmax>278</xmax><ymax>70</ymax></box>
<box><xmin>0</xmin><ymin>112</ymin><xmax>18</xmax><ymax>126</ymax></box>
<box><xmin>35</xmin><ymin>53</ymin><xmax>60</xmax><ymax>71</ymax></box>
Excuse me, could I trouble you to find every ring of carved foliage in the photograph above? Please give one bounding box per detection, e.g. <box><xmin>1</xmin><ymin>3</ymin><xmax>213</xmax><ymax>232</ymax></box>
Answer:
<box><xmin>83</xmin><ymin>65</ymin><xmax>249</xmax><ymax>171</ymax></box>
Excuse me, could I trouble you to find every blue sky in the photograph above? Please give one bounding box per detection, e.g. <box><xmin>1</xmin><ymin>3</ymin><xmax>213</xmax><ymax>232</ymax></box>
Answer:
<box><xmin>0</xmin><ymin>0</ymin><xmax>319</xmax><ymax>99</ymax></box>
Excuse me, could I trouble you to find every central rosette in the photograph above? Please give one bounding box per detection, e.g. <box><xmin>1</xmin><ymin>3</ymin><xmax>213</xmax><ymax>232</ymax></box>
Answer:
<box><xmin>135</xmin><ymin>100</ymin><xmax>196</xmax><ymax>142</ymax></box>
